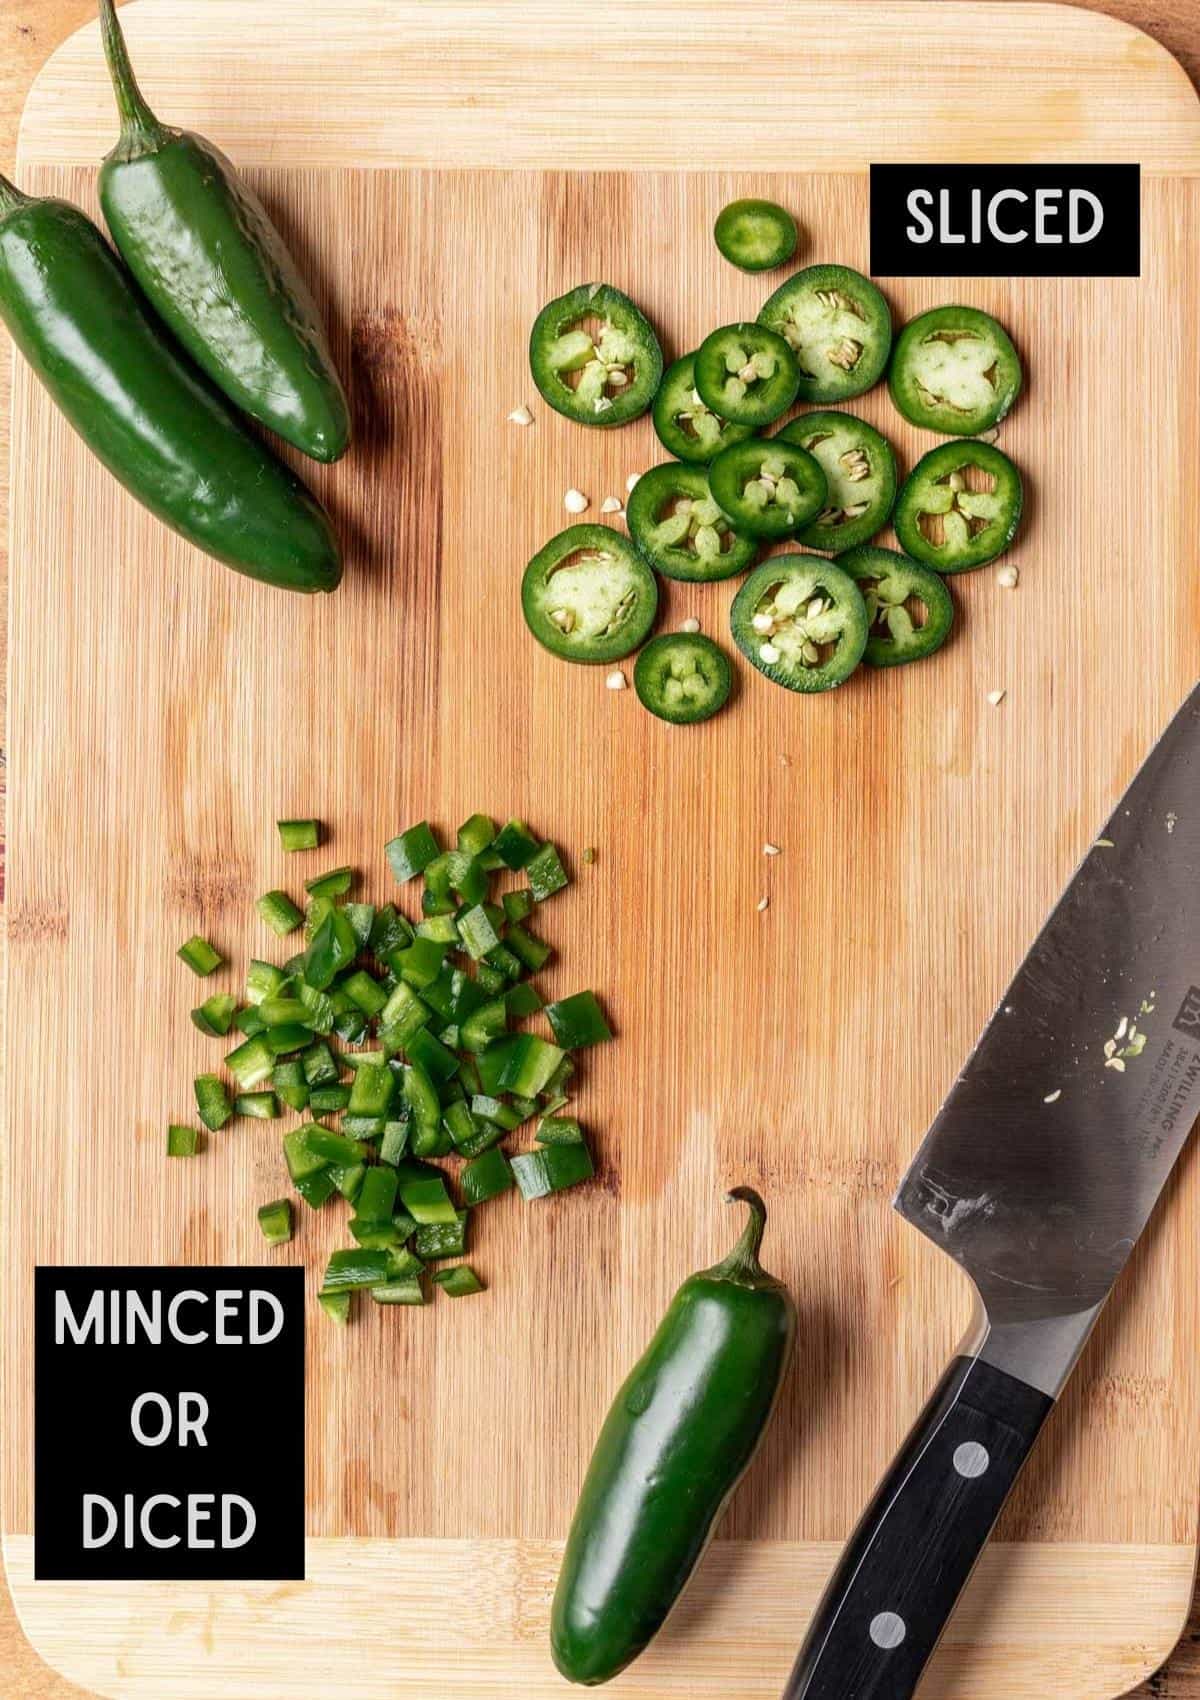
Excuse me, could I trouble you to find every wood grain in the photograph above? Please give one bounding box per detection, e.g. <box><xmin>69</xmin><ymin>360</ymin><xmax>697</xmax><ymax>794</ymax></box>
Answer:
<box><xmin>14</xmin><ymin>0</ymin><xmax>1200</xmax><ymax>173</ymax></box>
<box><xmin>3</xmin><ymin>1537</ymin><xmax>1195</xmax><ymax>1700</ymax></box>
<box><xmin>3</xmin><ymin>4</ymin><xmax>1200</xmax><ymax>1698</ymax></box>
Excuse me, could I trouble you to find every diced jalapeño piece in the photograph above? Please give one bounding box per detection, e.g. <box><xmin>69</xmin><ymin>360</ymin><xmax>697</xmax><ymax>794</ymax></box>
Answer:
<box><xmin>257</xmin><ymin>1198</ymin><xmax>293</xmax><ymax>1245</ymax></box>
<box><xmin>370</xmin><ymin>1278</ymin><xmax>427</xmax><ymax>1306</ymax></box>
<box><xmin>277</xmin><ymin>818</ymin><xmax>320</xmax><ymax>852</ymax></box>
<box><xmin>414</xmin><ymin>1209</ymin><xmax>469</xmax><ymax>1260</ymax></box>
<box><xmin>295</xmin><ymin>1169</ymin><xmax>337</xmax><ymax>1209</ymax></box>
<box><xmin>303</xmin><ymin>908</ymin><xmax>358</xmax><ymax>990</ymax></box>
<box><xmin>304</xmin><ymin>866</ymin><xmax>354</xmax><ymax>899</ymax></box>
<box><xmin>283</xmin><ymin>1128</ymin><xmax>331</xmax><ymax>1184</ymax></box>
<box><xmin>461</xmin><ymin>1147</ymin><xmax>514</xmax><ymax>1205</ymax></box>
<box><xmin>386</xmin><ymin>821</ymin><xmax>440</xmax><ymax>882</ymax></box>
<box><xmin>236</xmin><ymin>1091</ymin><xmax>278</xmax><ymax>1119</ymax></box>
<box><xmin>177</xmin><ymin>935</ymin><xmax>222</xmax><ymax>976</ymax></box>
<box><xmin>527</xmin><ymin>843</ymin><xmax>569</xmax><ymax>901</ymax></box>
<box><xmin>433</xmin><ymin>1265</ymin><xmax>485</xmax><ymax>1297</ymax></box>
<box><xmin>498</xmin><ymin>1033</ymin><xmax>566</xmax><ymax>1098</ymax></box>
<box><xmin>457</xmin><ymin>813</ymin><xmax>496</xmax><ymax>857</ymax></box>
<box><xmin>457</xmin><ymin>903</ymin><xmax>501</xmax><ymax>961</ymax></box>
<box><xmin>356</xmin><ymin>1165</ymin><xmax>399</xmax><ymax>1222</ymax></box>
<box><xmin>256</xmin><ymin>890</ymin><xmax>304</xmax><ymax>936</ymax></box>
<box><xmin>191</xmin><ymin>993</ymin><xmax>237</xmax><ymax>1037</ymax></box>
<box><xmin>318</xmin><ymin>1289</ymin><xmax>351</xmax><ymax>1324</ymax></box>
<box><xmin>225</xmin><ymin>1036</ymin><xmax>274</xmax><ymax>1090</ymax></box>
<box><xmin>544</xmin><ymin>990</ymin><xmax>613</xmax><ymax>1048</ymax></box>
<box><xmin>511</xmin><ymin>1142</ymin><xmax>595</xmax><ymax>1199</ymax></box>
<box><xmin>194</xmin><ymin>1073</ymin><xmax>233</xmax><ymax>1130</ymax></box>
<box><xmin>322</xmin><ymin>1248</ymin><xmax>391</xmax><ymax>1291</ymax></box>
<box><xmin>537</xmin><ymin>1114</ymin><xmax>585</xmax><ymax>1146</ymax></box>
<box><xmin>493</xmin><ymin>818</ymin><xmax>540</xmax><ymax>870</ymax></box>
<box><xmin>397</xmin><ymin>1170</ymin><xmax>457</xmax><ymax>1226</ymax></box>
<box><xmin>348</xmin><ymin>1065</ymin><xmax>395</xmax><ymax>1118</ymax></box>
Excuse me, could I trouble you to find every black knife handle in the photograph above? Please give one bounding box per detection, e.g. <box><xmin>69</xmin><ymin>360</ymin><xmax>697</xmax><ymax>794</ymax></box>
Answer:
<box><xmin>782</xmin><ymin>1355</ymin><xmax>1053</xmax><ymax>1700</ymax></box>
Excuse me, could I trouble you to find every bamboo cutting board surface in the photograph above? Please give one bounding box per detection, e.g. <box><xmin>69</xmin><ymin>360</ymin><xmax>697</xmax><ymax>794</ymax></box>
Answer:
<box><xmin>4</xmin><ymin>3</ymin><xmax>1200</xmax><ymax>1697</ymax></box>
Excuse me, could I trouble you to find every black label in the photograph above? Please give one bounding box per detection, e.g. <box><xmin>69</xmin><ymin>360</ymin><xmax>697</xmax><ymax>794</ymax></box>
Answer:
<box><xmin>870</xmin><ymin>164</ymin><xmax>1140</xmax><ymax>277</ymax></box>
<box><xmin>35</xmin><ymin>1267</ymin><xmax>305</xmax><ymax>1581</ymax></box>
<box><xmin>1173</xmin><ymin>986</ymin><xmax>1200</xmax><ymax>1041</ymax></box>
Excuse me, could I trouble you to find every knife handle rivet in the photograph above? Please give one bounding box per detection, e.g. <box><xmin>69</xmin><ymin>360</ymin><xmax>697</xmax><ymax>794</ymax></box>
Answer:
<box><xmin>868</xmin><ymin>1612</ymin><xmax>906</xmax><ymax>1650</ymax></box>
<box><xmin>953</xmin><ymin>1441</ymin><xmax>990</xmax><ymax>1479</ymax></box>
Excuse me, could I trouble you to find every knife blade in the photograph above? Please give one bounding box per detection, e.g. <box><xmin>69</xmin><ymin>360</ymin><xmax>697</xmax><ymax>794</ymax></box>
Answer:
<box><xmin>783</xmin><ymin>683</ymin><xmax>1200</xmax><ymax>1700</ymax></box>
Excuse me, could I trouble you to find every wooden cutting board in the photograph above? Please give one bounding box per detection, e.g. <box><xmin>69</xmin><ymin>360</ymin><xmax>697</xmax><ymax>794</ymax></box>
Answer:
<box><xmin>4</xmin><ymin>3</ymin><xmax>1200</xmax><ymax>1696</ymax></box>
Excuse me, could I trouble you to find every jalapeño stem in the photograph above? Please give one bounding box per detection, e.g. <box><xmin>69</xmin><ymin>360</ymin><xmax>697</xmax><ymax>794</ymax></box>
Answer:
<box><xmin>99</xmin><ymin>0</ymin><xmax>172</xmax><ymax>158</ymax></box>
<box><xmin>0</xmin><ymin>175</ymin><xmax>31</xmax><ymax>217</ymax></box>
<box><xmin>707</xmin><ymin>1186</ymin><xmax>781</xmax><ymax>1289</ymax></box>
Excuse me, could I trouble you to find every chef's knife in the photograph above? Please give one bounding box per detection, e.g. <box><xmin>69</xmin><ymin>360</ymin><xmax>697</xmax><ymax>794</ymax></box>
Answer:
<box><xmin>783</xmin><ymin>683</ymin><xmax>1200</xmax><ymax>1700</ymax></box>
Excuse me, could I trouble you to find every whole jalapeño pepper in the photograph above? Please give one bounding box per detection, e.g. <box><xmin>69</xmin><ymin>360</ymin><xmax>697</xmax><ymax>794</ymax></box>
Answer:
<box><xmin>552</xmin><ymin>1188</ymin><xmax>797</xmax><ymax>1685</ymax></box>
<box><xmin>0</xmin><ymin>174</ymin><xmax>341</xmax><ymax>592</ymax></box>
<box><xmin>98</xmin><ymin>0</ymin><xmax>351</xmax><ymax>465</ymax></box>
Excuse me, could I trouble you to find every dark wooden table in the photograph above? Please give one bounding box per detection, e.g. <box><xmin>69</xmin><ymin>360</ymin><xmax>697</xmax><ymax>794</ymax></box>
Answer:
<box><xmin>1</xmin><ymin>2</ymin><xmax>1197</xmax><ymax>1695</ymax></box>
